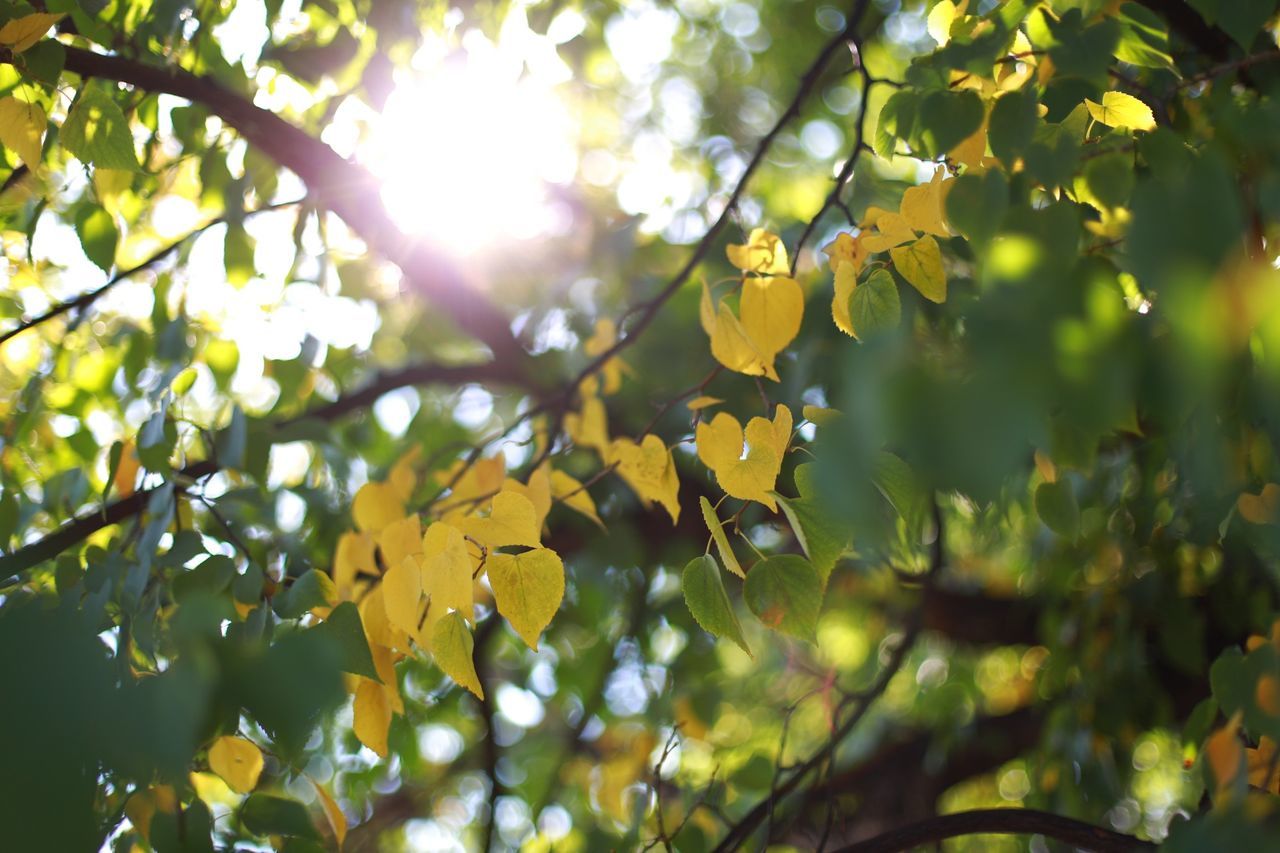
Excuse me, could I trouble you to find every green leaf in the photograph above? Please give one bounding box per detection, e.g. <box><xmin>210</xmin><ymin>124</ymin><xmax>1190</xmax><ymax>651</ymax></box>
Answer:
<box><xmin>874</xmin><ymin>90</ymin><xmax>919</xmax><ymax>160</ymax></box>
<box><xmin>1115</xmin><ymin>3</ymin><xmax>1176</xmax><ymax>71</ymax></box>
<box><xmin>309</xmin><ymin>601</ymin><xmax>379</xmax><ymax>681</ymax></box>
<box><xmin>917</xmin><ymin>89</ymin><xmax>983</xmax><ymax>158</ymax></box>
<box><xmin>241</xmin><ymin>794</ymin><xmax>321</xmax><ymax>840</ymax></box>
<box><xmin>1187</xmin><ymin>0</ymin><xmax>1276</xmax><ymax>49</ymax></box>
<box><xmin>989</xmin><ymin>87</ymin><xmax>1038</xmax><ymax>169</ymax></box>
<box><xmin>274</xmin><ymin>569</ymin><xmax>338</xmax><ymax>619</ymax></box>
<box><xmin>945</xmin><ymin>169</ymin><xmax>1009</xmax><ymax>248</ymax></box>
<box><xmin>872</xmin><ymin>452</ymin><xmax>930</xmax><ymax>540</ymax></box>
<box><xmin>60</xmin><ymin>85</ymin><xmax>140</xmax><ymax>171</ymax></box>
<box><xmin>849</xmin><ymin>268</ymin><xmax>901</xmax><ymax>338</ymax></box>
<box><xmin>744</xmin><ymin>555</ymin><xmax>822</xmax><ymax>643</ymax></box>
<box><xmin>73</xmin><ymin>204</ymin><xmax>117</xmax><ymax>272</ymax></box>
<box><xmin>1035</xmin><ymin>480</ymin><xmax>1080</xmax><ymax>538</ymax></box>
<box><xmin>172</xmin><ymin>555</ymin><xmax>236</xmax><ymax>604</ymax></box>
<box><xmin>1083</xmin><ymin>151</ymin><xmax>1135</xmax><ymax>211</ymax></box>
<box><xmin>682</xmin><ymin>554</ymin><xmax>750</xmax><ymax>656</ymax></box>
<box><xmin>774</xmin><ymin>465</ymin><xmax>850</xmax><ymax>586</ymax></box>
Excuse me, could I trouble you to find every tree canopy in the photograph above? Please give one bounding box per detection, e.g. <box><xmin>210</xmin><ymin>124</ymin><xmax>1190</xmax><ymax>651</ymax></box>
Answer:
<box><xmin>3</xmin><ymin>0</ymin><xmax>1280</xmax><ymax>850</ymax></box>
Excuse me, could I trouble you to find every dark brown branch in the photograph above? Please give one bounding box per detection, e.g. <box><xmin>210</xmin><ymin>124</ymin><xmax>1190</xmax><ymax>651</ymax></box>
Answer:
<box><xmin>0</xmin><ymin>360</ymin><xmax>535</xmax><ymax>583</ymax></box>
<box><xmin>1134</xmin><ymin>0</ymin><xmax>1233</xmax><ymax>61</ymax></box>
<box><xmin>569</xmin><ymin>0</ymin><xmax>876</xmax><ymax>392</ymax></box>
<box><xmin>1</xmin><ymin>45</ymin><xmax>524</xmax><ymax>361</ymax></box>
<box><xmin>830</xmin><ymin>808</ymin><xmax>1156</xmax><ymax>853</ymax></box>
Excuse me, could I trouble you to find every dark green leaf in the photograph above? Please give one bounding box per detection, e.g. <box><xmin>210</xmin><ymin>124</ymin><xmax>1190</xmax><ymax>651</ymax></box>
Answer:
<box><xmin>1035</xmin><ymin>480</ymin><xmax>1080</xmax><ymax>538</ymax></box>
<box><xmin>682</xmin><ymin>554</ymin><xmax>750</xmax><ymax>655</ymax></box>
<box><xmin>241</xmin><ymin>794</ymin><xmax>321</xmax><ymax>840</ymax></box>
<box><xmin>849</xmin><ymin>268</ymin><xmax>900</xmax><ymax>338</ymax></box>
<box><xmin>744</xmin><ymin>555</ymin><xmax>822</xmax><ymax>643</ymax></box>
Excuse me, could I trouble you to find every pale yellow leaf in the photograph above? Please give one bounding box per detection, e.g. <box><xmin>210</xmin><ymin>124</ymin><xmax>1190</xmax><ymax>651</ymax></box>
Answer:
<box><xmin>333</xmin><ymin>531</ymin><xmax>376</xmax><ymax>599</ymax></box>
<box><xmin>899</xmin><ymin>170</ymin><xmax>950</xmax><ymax>238</ymax></box>
<box><xmin>388</xmin><ymin>447</ymin><xmax>420</xmax><ymax>502</ymax></box>
<box><xmin>686</xmin><ymin>395</ymin><xmax>724</xmax><ymax>411</ymax></box>
<box><xmin>740</xmin><ymin>275</ymin><xmax>804</xmax><ymax>357</ymax></box>
<box><xmin>432</xmin><ymin>610</ymin><xmax>484</xmax><ymax>699</ymax></box>
<box><xmin>950</xmin><ymin>119</ymin><xmax>989</xmax><ymax>169</ymax></box>
<box><xmin>0</xmin><ymin>12</ymin><xmax>63</xmax><ymax>52</ymax></box>
<box><xmin>860</xmin><ymin>208</ymin><xmax>916</xmax><ymax>253</ymax></box>
<box><xmin>382</xmin><ymin>556</ymin><xmax>424</xmax><ymax>638</ymax></box>
<box><xmin>376</xmin><ymin>514</ymin><xmax>422</xmax><ymax>574</ymax></box>
<box><xmin>1085</xmin><ymin>91</ymin><xmax>1156</xmax><ymax>132</ymax></box>
<box><xmin>311</xmin><ymin>778</ymin><xmax>347</xmax><ymax>849</ymax></box>
<box><xmin>831</xmin><ymin>260</ymin><xmax>858</xmax><ymax>337</ymax></box>
<box><xmin>565</xmin><ymin>394</ymin><xmax>610</xmax><ymax>453</ymax></box>
<box><xmin>419</xmin><ymin>521</ymin><xmax>474</xmax><ymax>645</ymax></box>
<box><xmin>695</xmin><ymin>413</ymin><xmax>781</xmax><ymax>510</ymax></box>
<box><xmin>113</xmin><ymin>438</ymin><xmax>140</xmax><ymax>498</ymax></box>
<box><xmin>487</xmin><ymin>548</ymin><xmax>565</xmax><ymax>649</ymax></box>
<box><xmin>455</xmin><ymin>490</ymin><xmax>541</xmax><ymax>548</ymax></box>
<box><xmin>370</xmin><ymin>642</ymin><xmax>403</xmax><ymax>714</ymax></box>
<box><xmin>608</xmin><ymin>435</ymin><xmax>681</xmax><ymax>523</ymax></box>
<box><xmin>549</xmin><ymin>469</ymin><xmax>605</xmax><ymax>528</ymax></box>
<box><xmin>0</xmin><ymin>97</ymin><xmax>45</xmax><ymax>170</ymax></box>
<box><xmin>726</xmin><ymin>228</ymin><xmax>789</xmax><ymax>275</ymax></box>
<box><xmin>353</xmin><ymin>679</ymin><xmax>392</xmax><ymax>757</ymax></box>
<box><xmin>890</xmin><ymin>235</ymin><xmax>947</xmax><ymax>303</ymax></box>
<box><xmin>927</xmin><ymin>0</ymin><xmax>958</xmax><ymax>45</ymax></box>
<box><xmin>822</xmin><ymin>232</ymin><xmax>869</xmax><ymax>274</ymax></box>
<box><xmin>207</xmin><ymin>736</ymin><xmax>263</xmax><ymax>794</ymax></box>
<box><xmin>352</xmin><ymin>481</ymin><xmax>404</xmax><ymax>533</ymax></box>
<box><xmin>710</xmin><ymin>299</ymin><xmax>778</xmax><ymax>381</ymax></box>
<box><xmin>503</xmin><ymin>464</ymin><xmax>552</xmax><ymax>531</ymax></box>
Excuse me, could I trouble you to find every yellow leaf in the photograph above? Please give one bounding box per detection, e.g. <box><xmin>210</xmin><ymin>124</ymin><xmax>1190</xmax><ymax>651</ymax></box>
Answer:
<box><xmin>950</xmin><ymin>119</ymin><xmax>989</xmax><ymax>169</ymax></box>
<box><xmin>487</xmin><ymin>547</ymin><xmax>565</xmax><ymax>649</ymax></box>
<box><xmin>695</xmin><ymin>413</ymin><xmax>782</xmax><ymax>510</ymax></box>
<box><xmin>113</xmin><ymin>438</ymin><xmax>140</xmax><ymax>498</ymax></box>
<box><xmin>802</xmin><ymin>405</ymin><xmax>841</xmax><ymax>426</ymax></box>
<box><xmin>899</xmin><ymin>170</ymin><xmax>951</xmax><ymax>238</ymax></box>
<box><xmin>207</xmin><ymin>736</ymin><xmax>263</xmax><ymax>794</ymax></box>
<box><xmin>456</xmin><ymin>490</ymin><xmax>541</xmax><ymax>548</ymax></box>
<box><xmin>388</xmin><ymin>447</ymin><xmax>420</xmax><ymax>502</ymax></box>
<box><xmin>419</xmin><ymin>521</ymin><xmax>474</xmax><ymax>645</ymax></box>
<box><xmin>822</xmin><ymin>232</ymin><xmax>869</xmax><ymax>275</ymax></box>
<box><xmin>503</xmin><ymin>464</ymin><xmax>552</xmax><ymax>531</ymax></box>
<box><xmin>352</xmin><ymin>481</ymin><xmax>404</xmax><ymax>533</ymax></box>
<box><xmin>1247</xmin><ymin>737</ymin><xmax>1280</xmax><ymax>795</ymax></box>
<box><xmin>1206</xmin><ymin>715</ymin><xmax>1245</xmax><ymax>800</ymax></box>
<box><xmin>0</xmin><ymin>12</ymin><xmax>63</xmax><ymax>52</ymax></box>
<box><xmin>584</xmin><ymin>319</ymin><xmax>626</xmax><ymax>394</ymax></box>
<box><xmin>311</xmin><ymin>778</ymin><xmax>347</xmax><ymax>849</ymax></box>
<box><xmin>435</xmin><ymin>455</ymin><xmax>505</xmax><ymax>504</ymax></box>
<box><xmin>354</xmin><ymin>679</ymin><xmax>392</xmax><ymax>757</ymax></box>
<box><xmin>768</xmin><ymin>404</ymin><xmax>793</xmax><ymax>459</ymax></box>
<box><xmin>890</xmin><ymin>235</ymin><xmax>947</xmax><ymax>303</ymax></box>
<box><xmin>0</xmin><ymin>96</ymin><xmax>45</xmax><ymax>170</ymax></box>
<box><xmin>376</xmin><ymin>514</ymin><xmax>422</xmax><ymax>574</ymax></box>
<box><xmin>726</xmin><ymin>228</ymin><xmax>789</xmax><ymax>275</ymax></box>
<box><xmin>1085</xmin><ymin>91</ymin><xmax>1156</xmax><ymax>132</ymax></box>
<box><xmin>432</xmin><ymin>610</ymin><xmax>484</xmax><ymax>699</ymax></box>
<box><xmin>565</xmin><ymin>394</ymin><xmax>610</xmax><ymax>453</ymax></box>
<box><xmin>1238</xmin><ymin>483</ymin><xmax>1280</xmax><ymax>525</ymax></box>
<box><xmin>608</xmin><ymin>435</ymin><xmax>681</xmax><ymax>523</ymax></box>
<box><xmin>370</xmin><ymin>642</ymin><xmax>403</xmax><ymax>714</ymax></box>
<box><xmin>1258</xmin><ymin>674</ymin><xmax>1280</xmax><ymax>717</ymax></box>
<box><xmin>831</xmin><ymin>261</ymin><xmax>858</xmax><ymax>337</ymax></box>
<box><xmin>710</xmin><ymin>299</ymin><xmax>778</xmax><ymax>381</ymax></box>
<box><xmin>382</xmin><ymin>556</ymin><xmax>424</xmax><ymax>638</ymax></box>
<box><xmin>700</xmin><ymin>496</ymin><xmax>744</xmax><ymax>578</ymax></box>
<box><xmin>333</xmin><ymin>531</ymin><xmax>376</xmax><ymax>599</ymax></box>
<box><xmin>124</xmin><ymin>786</ymin><xmax>176</xmax><ymax>843</ymax></box>
<box><xmin>686</xmin><ymin>395</ymin><xmax>724</xmax><ymax>411</ymax></box>
<box><xmin>860</xmin><ymin>208</ymin><xmax>916</xmax><ymax>253</ymax></box>
<box><xmin>740</xmin><ymin>275</ymin><xmax>804</xmax><ymax>357</ymax></box>
<box><xmin>360</xmin><ymin>586</ymin><xmax>406</xmax><ymax>652</ymax></box>
<box><xmin>549</xmin><ymin>469</ymin><xmax>605</xmax><ymax>528</ymax></box>
<box><xmin>699</xmin><ymin>279</ymin><xmax>717</xmax><ymax>336</ymax></box>
<box><xmin>927</xmin><ymin>0</ymin><xmax>959</xmax><ymax>45</ymax></box>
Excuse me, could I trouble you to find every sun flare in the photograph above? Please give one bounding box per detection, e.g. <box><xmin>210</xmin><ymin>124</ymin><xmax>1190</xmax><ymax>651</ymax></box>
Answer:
<box><xmin>362</xmin><ymin>29</ymin><xmax>578</xmax><ymax>255</ymax></box>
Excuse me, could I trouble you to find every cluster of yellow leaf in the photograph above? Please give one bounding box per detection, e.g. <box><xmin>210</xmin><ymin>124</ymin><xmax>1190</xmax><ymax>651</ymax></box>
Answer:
<box><xmin>823</xmin><ymin>170</ymin><xmax>951</xmax><ymax>338</ymax></box>
<box><xmin>700</xmin><ymin>229</ymin><xmax>804</xmax><ymax>381</ymax></box>
<box><xmin>328</xmin><ymin>451</ymin><xmax>589</xmax><ymax>756</ymax></box>
<box><xmin>0</xmin><ymin>14</ymin><xmax>63</xmax><ymax>170</ymax></box>
<box><xmin>1203</xmin><ymin>624</ymin><xmax>1280</xmax><ymax>804</ymax></box>
<box><xmin>696</xmin><ymin>405</ymin><xmax>792</xmax><ymax>511</ymax></box>
<box><xmin>566</xmin><ymin>319</ymin><xmax>682</xmax><ymax>522</ymax></box>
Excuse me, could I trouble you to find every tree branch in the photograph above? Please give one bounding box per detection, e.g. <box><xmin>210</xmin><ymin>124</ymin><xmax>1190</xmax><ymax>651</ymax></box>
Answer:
<box><xmin>3</xmin><ymin>44</ymin><xmax>524</xmax><ymax>361</ymax></box>
<box><xmin>0</xmin><ymin>359</ymin><xmax>534</xmax><ymax>583</ymax></box>
<box><xmin>829</xmin><ymin>808</ymin><xmax>1156</xmax><ymax>853</ymax></box>
<box><xmin>569</xmin><ymin>0</ymin><xmax>877</xmax><ymax>391</ymax></box>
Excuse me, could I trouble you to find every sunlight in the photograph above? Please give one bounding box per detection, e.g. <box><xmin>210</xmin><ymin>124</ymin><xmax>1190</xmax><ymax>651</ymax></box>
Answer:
<box><xmin>362</xmin><ymin>20</ymin><xmax>578</xmax><ymax>255</ymax></box>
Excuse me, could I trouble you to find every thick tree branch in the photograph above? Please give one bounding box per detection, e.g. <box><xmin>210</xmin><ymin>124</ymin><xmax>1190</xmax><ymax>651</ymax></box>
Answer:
<box><xmin>3</xmin><ymin>44</ymin><xmax>524</xmax><ymax>361</ymax></box>
<box><xmin>1134</xmin><ymin>0</ymin><xmax>1233</xmax><ymax>60</ymax></box>
<box><xmin>830</xmin><ymin>808</ymin><xmax>1156</xmax><ymax>853</ymax></box>
<box><xmin>0</xmin><ymin>359</ymin><xmax>533</xmax><ymax>583</ymax></box>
